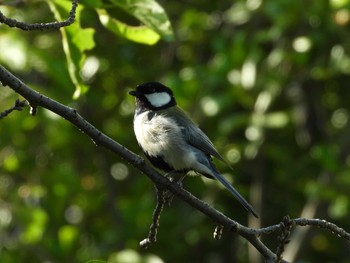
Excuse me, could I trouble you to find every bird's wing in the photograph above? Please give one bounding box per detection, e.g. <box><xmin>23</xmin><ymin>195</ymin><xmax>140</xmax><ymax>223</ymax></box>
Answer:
<box><xmin>168</xmin><ymin>107</ymin><xmax>227</xmax><ymax>163</ymax></box>
<box><xmin>167</xmin><ymin>108</ymin><xmax>259</xmax><ymax>218</ymax></box>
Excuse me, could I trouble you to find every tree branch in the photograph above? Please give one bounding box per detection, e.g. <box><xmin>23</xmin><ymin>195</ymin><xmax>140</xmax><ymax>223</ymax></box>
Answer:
<box><xmin>139</xmin><ymin>186</ymin><xmax>167</xmax><ymax>249</ymax></box>
<box><xmin>0</xmin><ymin>98</ymin><xmax>27</xmax><ymax>119</ymax></box>
<box><xmin>1</xmin><ymin>64</ymin><xmax>349</xmax><ymax>262</ymax></box>
<box><xmin>0</xmin><ymin>0</ymin><xmax>78</xmax><ymax>30</ymax></box>
<box><xmin>275</xmin><ymin>216</ymin><xmax>293</xmax><ymax>263</ymax></box>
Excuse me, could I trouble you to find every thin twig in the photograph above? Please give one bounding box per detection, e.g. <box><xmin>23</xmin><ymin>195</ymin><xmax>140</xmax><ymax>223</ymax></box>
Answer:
<box><xmin>0</xmin><ymin>0</ymin><xmax>79</xmax><ymax>30</ymax></box>
<box><xmin>256</xmin><ymin>217</ymin><xmax>350</xmax><ymax>243</ymax></box>
<box><xmin>275</xmin><ymin>216</ymin><xmax>293</xmax><ymax>263</ymax></box>
<box><xmin>139</xmin><ymin>187</ymin><xmax>167</xmax><ymax>249</ymax></box>
<box><xmin>294</xmin><ymin>218</ymin><xmax>350</xmax><ymax>242</ymax></box>
<box><xmin>0</xmin><ymin>99</ymin><xmax>27</xmax><ymax>119</ymax></box>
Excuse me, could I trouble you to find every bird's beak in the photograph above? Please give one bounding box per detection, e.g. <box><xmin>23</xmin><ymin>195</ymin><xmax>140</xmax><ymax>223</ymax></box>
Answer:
<box><xmin>129</xmin><ymin>90</ymin><xmax>139</xmax><ymax>97</ymax></box>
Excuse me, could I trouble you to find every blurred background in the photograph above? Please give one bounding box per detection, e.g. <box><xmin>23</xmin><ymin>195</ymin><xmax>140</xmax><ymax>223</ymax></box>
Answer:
<box><xmin>1</xmin><ymin>0</ymin><xmax>350</xmax><ymax>262</ymax></box>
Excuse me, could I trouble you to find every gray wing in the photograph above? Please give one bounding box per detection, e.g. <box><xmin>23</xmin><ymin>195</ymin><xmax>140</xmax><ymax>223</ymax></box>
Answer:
<box><xmin>169</xmin><ymin>107</ymin><xmax>227</xmax><ymax>163</ymax></box>
<box><xmin>167</xmin><ymin>108</ymin><xmax>259</xmax><ymax>218</ymax></box>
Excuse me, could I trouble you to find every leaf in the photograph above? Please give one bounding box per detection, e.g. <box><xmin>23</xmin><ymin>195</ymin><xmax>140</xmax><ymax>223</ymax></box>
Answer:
<box><xmin>98</xmin><ymin>9</ymin><xmax>160</xmax><ymax>45</ymax></box>
<box><xmin>110</xmin><ymin>0</ymin><xmax>174</xmax><ymax>41</ymax></box>
<box><xmin>79</xmin><ymin>0</ymin><xmax>110</xmax><ymax>8</ymax></box>
<box><xmin>48</xmin><ymin>0</ymin><xmax>95</xmax><ymax>99</ymax></box>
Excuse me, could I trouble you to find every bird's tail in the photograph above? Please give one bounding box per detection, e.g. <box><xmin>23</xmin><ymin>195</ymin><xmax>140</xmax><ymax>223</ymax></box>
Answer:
<box><xmin>210</xmin><ymin>164</ymin><xmax>259</xmax><ymax>218</ymax></box>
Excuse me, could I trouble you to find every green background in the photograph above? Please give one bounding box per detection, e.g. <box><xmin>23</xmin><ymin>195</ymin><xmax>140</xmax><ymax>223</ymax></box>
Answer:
<box><xmin>1</xmin><ymin>0</ymin><xmax>350</xmax><ymax>262</ymax></box>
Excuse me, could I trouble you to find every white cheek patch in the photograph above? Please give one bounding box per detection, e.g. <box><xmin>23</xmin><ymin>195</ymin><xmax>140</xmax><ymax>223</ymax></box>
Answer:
<box><xmin>145</xmin><ymin>92</ymin><xmax>171</xmax><ymax>108</ymax></box>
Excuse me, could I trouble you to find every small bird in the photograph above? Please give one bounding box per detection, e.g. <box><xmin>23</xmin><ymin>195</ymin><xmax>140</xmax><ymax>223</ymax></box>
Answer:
<box><xmin>129</xmin><ymin>82</ymin><xmax>258</xmax><ymax>218</ymax></box>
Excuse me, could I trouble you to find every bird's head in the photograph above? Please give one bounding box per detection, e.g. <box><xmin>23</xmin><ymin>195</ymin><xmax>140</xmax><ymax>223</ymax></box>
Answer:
<box><xmin>129</xmin><ymin>82</ymin><xmax>176</xmax><ymax>110</ymax></box>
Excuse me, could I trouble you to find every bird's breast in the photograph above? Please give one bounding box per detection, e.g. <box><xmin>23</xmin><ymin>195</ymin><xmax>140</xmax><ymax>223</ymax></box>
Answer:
<box><xmin>133</xmin><ymin>111</ymin><xmax>198</xmax><ymax>171</ymax></box>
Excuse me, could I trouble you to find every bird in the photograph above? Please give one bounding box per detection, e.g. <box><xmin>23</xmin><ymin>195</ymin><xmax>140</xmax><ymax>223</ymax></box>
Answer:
<box><xmin>129</xmin><ymin>82</ymin><xmax>258</xmax><ymax>218</ymax></box>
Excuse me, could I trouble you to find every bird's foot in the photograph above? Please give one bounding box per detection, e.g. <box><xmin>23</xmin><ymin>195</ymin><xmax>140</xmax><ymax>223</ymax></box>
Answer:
<box><xmin>162</xmin><ymin>171</ymin><xmax>186</xmax><ymax>205</ymax></box>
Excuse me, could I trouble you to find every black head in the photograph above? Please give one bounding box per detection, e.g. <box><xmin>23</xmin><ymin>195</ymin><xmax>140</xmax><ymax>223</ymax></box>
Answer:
<box><xmin>129</xmin><ymin>82</ymin><xmax>177</xmax><ymax>111</ymax></box>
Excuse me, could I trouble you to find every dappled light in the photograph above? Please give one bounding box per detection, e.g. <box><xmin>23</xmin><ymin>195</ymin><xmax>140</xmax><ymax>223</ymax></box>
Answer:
<box><xmin>1</xmin><ymin>0</ymin><xmax>350</xmax><ymax>262</ymax></box>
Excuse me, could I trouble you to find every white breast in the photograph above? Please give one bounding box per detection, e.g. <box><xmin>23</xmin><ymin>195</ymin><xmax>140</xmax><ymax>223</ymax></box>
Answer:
<box><xmin>133</xmin><ymin>111</ymin><xmax>198</xmax><ymax>171</ymax></box>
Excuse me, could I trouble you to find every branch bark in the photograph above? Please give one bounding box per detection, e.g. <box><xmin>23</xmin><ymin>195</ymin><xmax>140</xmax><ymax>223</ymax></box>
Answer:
<box><xmin>0</xmin><ymin>0</ymin><xmax>78</xmax><ymax>30</ymax></box>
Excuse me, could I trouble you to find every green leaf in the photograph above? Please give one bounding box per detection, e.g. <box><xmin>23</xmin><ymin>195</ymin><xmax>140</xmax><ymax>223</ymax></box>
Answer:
<box><xmin>98</xmin><ymin>9</ymin><xmax>160</xmax><ymax>45</ymax></box>
<box><xmin>79</xmin><ymin>0</ymin><xmax>111</xmax><ymax>8</ymax></box>
<box><xmin>110</xmin><ymin>0</ymin><xmax>174</xmax><ymax>41</ymax></box>
<box><xmin>48</xmin><ymin>0</ymin><xmax>95</xmax><ymax>99</ymax></box>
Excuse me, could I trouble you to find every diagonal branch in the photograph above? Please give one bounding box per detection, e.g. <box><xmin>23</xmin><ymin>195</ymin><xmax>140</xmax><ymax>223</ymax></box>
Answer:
<box><xmin>0</xmin><ymin>64</ymin><xmax>281</xmax><ymax>261</ymax></box>
<box><xmin>1</xmin><ymin>64</ymin><xmax>350</xmax><ymax>262</ymax></box>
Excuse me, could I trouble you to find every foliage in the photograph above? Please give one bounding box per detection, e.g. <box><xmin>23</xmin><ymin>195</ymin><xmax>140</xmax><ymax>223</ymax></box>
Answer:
<box><xmin>1</xmin><ymin>0</ymin><xmax>350</xmax><ymax>262</ymax></box>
